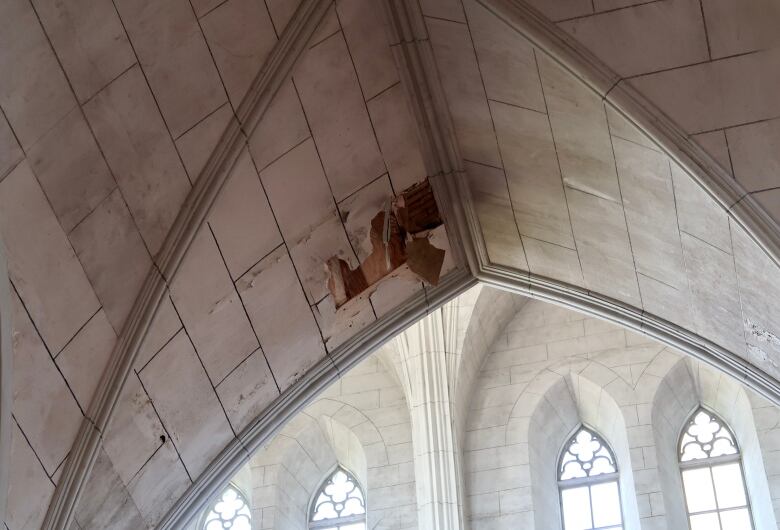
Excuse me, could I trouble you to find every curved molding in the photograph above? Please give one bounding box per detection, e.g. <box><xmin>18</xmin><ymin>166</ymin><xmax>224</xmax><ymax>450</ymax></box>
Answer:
<box><xmin>477</xmin><ymin>263</ymin><xmax>780</xmax><ymax>406</ymax></box>
<box><xmin>157</xmin><ymin>268</ymin><xmax>475</xmax><ymax>529</ymax></box>
<box><xmin>41</xmin><ymin>1</ymin><xmax>334</xmax><ymax>528</ymax></box>
<box><xmin>479</xmin><ymin>0</ymin><xmax>780</xmax><ymax>269</ymax></box>
<box><xmin>0</xmin><ymin>240</ymin><xmax>12</xmax><ymax>524</ymax></box>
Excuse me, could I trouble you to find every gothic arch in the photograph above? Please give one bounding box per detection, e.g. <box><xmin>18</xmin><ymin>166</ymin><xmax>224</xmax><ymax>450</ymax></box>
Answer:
<box><xmin>651</xmin><ymin>357</ymin><xmax>778</xmax><ymax>529</ymax></box>
<box><xmin>524</xmin><ymin>372</ymin><xmax>641</xmax><ymax>530</ymax></box>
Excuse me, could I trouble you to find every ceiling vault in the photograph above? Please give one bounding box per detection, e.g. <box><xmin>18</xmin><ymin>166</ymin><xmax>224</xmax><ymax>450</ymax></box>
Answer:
<box><xmin>39</xmin><ymin>1</ymin><xmax>335</xmax><ymax>528</ymax></box>
<box><xmin>481</xmin><ymin>0</ymin><xmax>780</xmax><ymax>270</ymax></box>
<box><xmin>31</xmin><ymin>0</ymin><xmax>780</xmax><ymax>528</ymax></box>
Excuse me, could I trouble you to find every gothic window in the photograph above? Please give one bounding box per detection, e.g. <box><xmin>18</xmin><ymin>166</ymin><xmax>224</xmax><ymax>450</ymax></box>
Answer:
<box><xmin>203</xmin><ymin>484</ymin><xmax>251</xmax><ymax>530</ymax></box>
<box><xmin>679</xmin><ymin>408</ymin><xmax>754</xmax><ymax>530</ymax></box>
<box><xmin>558</xmin><ymin>426</ymin><xmax>624</xmax><ymax>530</ymax></box>
<box><xmin>309</xmin><ymin>467</ymin><xmax>366</xmax><ymax>530</ymax></box>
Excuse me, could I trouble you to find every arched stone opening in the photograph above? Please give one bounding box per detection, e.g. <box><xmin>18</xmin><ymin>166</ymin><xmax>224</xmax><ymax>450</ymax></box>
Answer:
<box><xmin>651</xmin><ymin>358</ymin><xmax>779</xmax><ymax>529</ymax></box>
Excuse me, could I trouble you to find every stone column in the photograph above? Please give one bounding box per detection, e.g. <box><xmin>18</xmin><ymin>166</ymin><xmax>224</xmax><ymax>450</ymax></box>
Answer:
<box><xmin>388</xmin><ymin>305</ymin><xmax>464</xmax><ymax>530</ymax></box>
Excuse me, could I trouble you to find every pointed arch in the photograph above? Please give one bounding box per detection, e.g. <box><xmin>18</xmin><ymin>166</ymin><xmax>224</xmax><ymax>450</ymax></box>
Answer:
<box><xmin>309</xmin><ymin>466</ymin><xmax>366</xmax><ymax>529</ymax></box>
<box><xmin>678</xmin><ymin>408</ymin><xmax>754</xmax><ymax>529</ymax></box>
<box><xmin>200</xmin><ymin>483</ymin><xmax>251</xmax><ymax>530</ymax></box>
<box><xmin>558</xmin><ymin>425</ymin><xmax>624</xmax><ymax>530</ymax></box>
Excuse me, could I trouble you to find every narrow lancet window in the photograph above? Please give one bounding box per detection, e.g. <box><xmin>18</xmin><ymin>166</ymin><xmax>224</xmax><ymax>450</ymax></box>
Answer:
<box><xmin>203</xmin><ymin>484</ymin><xmax>251</xmax><ymax>530</ymax></box>
<box><xmin>558</xmin><ymin>426</ymin><xmax>623</xmax><ymax>530</ymax></box>
<box><xmin>679</xmin><ymin>408</ymin><xmax>754</xmax><ymax>530</ymax></box>
<box><xmin>310</xmin><ymin>467</ymin><xmax>366</xmax><ymax>530</ymax></box>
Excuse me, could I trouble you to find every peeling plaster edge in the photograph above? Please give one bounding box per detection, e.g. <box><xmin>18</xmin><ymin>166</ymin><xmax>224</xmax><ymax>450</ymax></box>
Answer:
<box><xmin>382</xmin><ymin>0</ymin><xmax>485</xmax><ymax>279</ymax></box>
<box><xmin>476</xmin><ymin>263</ymin><xmax>780</xmax><ymax>407</ymax></box>
<box><xmin>0</xmin><ymin>239</ymin><xmax>12</xmax><ymax>523</ymax></box>
<box><xmin>479</xmin><ymin>0</ymin><xmax>780</xmax><ymax>270</ymax></box>
<box><xmin>40</xmin><ymin>1</ymin><xmax>335</xmax><ymax>528</ymax></box>
<box><xmin>157</xmin><ymin>268</ymin><xmax>476</xmax><ymax>529</ymax></box>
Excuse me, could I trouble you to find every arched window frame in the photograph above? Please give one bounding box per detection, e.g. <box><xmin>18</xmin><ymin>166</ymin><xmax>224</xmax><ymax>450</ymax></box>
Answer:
<box><xmin>199</xmin><ymin>482</ymin><xmax>252</xmax><ymax>530</ymax></box>
<box><xmin>557</xmin><ymin>424</ymin><xmax>624</xmax><ymax>530</ymax></box>
<box><xmin>308</xmin><ymin>466</ymin><xmax>367</xmax><ymax>529</ymax></box>
<box><xmin>678</xmin><ymin>407</ymin><xmax>755</xmax><ymax>530</ymax></box>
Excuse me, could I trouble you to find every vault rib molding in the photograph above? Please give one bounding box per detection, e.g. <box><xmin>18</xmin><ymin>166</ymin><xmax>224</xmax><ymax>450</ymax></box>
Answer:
<box><xmin>41</xmin><ymin>1</ymin><xmax>334</xmax><ymax>527</ymax></box>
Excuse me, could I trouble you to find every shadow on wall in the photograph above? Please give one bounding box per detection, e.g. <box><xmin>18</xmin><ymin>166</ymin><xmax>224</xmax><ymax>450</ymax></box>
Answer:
<box><xmin>651</xmin><ymin>358</ymin><xmax>778</xmax><ymax>530</ymax></box>
<box><xmin>527</xmin><ymin>373</ymin><xmax>642</xmax><ymax>530</ymax></box>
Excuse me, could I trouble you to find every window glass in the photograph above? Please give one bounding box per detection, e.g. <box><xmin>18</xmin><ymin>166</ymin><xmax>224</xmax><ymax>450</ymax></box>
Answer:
<box><xmin>310</xmin><ymin>468</ymin><xmax>366</xmax><ymax>530</ymax></box>
<box><xmin>203</xmin><ymin>484</ymin><xmax>251</xmax><ymax>530</ymax></box>
<box><xmin>559</xmin><ymin>426</ymin><xmax>623</xmax><ymax>530</ymax></box>
<box><xmin>679</xmin><ymin>408</ymin><xmax>754</xmax><ymax>530</ymax></box>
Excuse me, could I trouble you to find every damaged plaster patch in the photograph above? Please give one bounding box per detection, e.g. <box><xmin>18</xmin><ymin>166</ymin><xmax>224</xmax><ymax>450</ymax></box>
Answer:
<box><xmin>745</xmin><ymin>318</ymin><xmax>780</xmax><ymax>377</ymax></box>
<box><xmin>745</xmin><ymin>317</ymin><xmax>780</xmax><ymax>347</ymax></box>
<box><xmin>326</xmin><ymin>179</ymin><xmax>446</xmax><ymax>308</ymax></box>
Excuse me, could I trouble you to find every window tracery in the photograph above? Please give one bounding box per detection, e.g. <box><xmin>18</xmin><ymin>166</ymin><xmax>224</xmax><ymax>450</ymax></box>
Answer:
<box><xmin>309</xmin><ymin>467</ymin><xmax>366</xmax><ymax>530</ymax></box>
<box><xmin>679</xmin><ymin>408</ymin><xmax>753</xmax><ymax>530</ymax></box>
<box><xmin>558</xmin><ymin>426</ymin><xmax>623</xmax><ymax>530</ymax></box>
<box><xmin>202</xmin><ymin>484</ymin><xmax>251</xmax><ymax>530</ymax></box>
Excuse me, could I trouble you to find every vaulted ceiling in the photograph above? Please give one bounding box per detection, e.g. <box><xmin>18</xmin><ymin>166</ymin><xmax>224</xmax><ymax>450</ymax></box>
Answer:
<box><xmin>0</xmin><ymin>0</ymin><xmax>779</xmax><ymax>528</ymax></box>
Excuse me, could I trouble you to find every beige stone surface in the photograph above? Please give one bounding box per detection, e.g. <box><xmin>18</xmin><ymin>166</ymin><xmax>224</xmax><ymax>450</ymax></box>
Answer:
<box><xmin>216</xmin><ymin>349</ymin><xmax>280</xmax><ymax>432</ymax></box>
<box><xmin>28</xmin><ymin>108</ymin><xmax>116</xmax><ymax>233</ymax></box>
<box><xmin>629</xmin><ymin>50</ymin><xmax>780</xmax><ymax>134</ymax></box>
<box><xmin>30</xmin><ymin>0</ymin><xmax>136</xmax><ymax>102</ymax></box>
<box><xmin>366</xmin><ymin>83</ymin><xmax>427</xmax><ymax>192</ymax></box>
<box><xmin>113</xmin><ymin>0</ymin><xmax>226</xmax><ymax>137</ymax></box>
<box><xmin>10</xmin><ymin>290</ymin><xmax>83</xmax><ymax>475</ymax></box>
<box><xmin>69</xmin><ymin>189</ymin><xmax>153</xmax><ymax>331</ymax></box>
<box><xmin>0</xmin><ymin>111</ymin><xmax>22</xmax><ymax>180</ymax></box>
<box><xmin>127</xmin><ymin>441</ymin><xmax>191</xmax><ymax>526</ymax></box>
<box><xmin>726</xmin><ymin>118</ymin><xmax>780</xmax><ymax>193</ymax></box>
<box><xmin>467</xmin><ymin>160</ymin><xmax>528</xmax><ymax>270</ymax></box>
<box><xmin>0</xmin><ymin>162</ymin><xmax>100</xmax><ymax>353</ymax></box>
<box><xmin>428</xmin><ymin>16</ymin><xmax>501</xmax><ymax>167</ymax></box>
<box><xmin>236</xmin><ymin>246</ymin><xmax>326</xmax><ymax>389</ymax></box>
<box><xmin>201</xmin><ymin>0</ymin><xmax>278</xmax><ymax>105</ymax></box>
<box><xmin>248</xmin><ymin>79</ymin><xmax>310</xmax><ymax>171</ymax></box>
<box><xmin>56</xmin><ymin>310</ymin><xmax>117</xmax><ymax>412</ymax></box>
<box><xmin>170</xmin><ymin>225</ymin><xmax>259</xmax><ymax>384</ymax></box>
<box><xmin>208</xmin><ymin>149</ymin><xmax>283</xmax><ymax>280</ymax></box>
<box><xmin>465</xmin><ymin>0</ymin><xmax>545</xmax><ymax>113</ymax></box>
<box><xmin>701</xmin><ymin>0</ymin><xmax>780</xmax><ymax>58</ymax></box>
<box><xmin>175</xmin><ymin>104</ymin><xmax>234</xmax><ymax>182</ymax></box>
<box><xmin>140</xmin><ymin>330</ymin><xmax>235</xmax><ymax>477</ymax></box>
<box><xmin>337</xmin><ymin>0</ymin><xmax>398</xmax><ymax>100</ymax></box>
<box><xmin>102</xmin><ymin>373</ymin><xmax>167</xmax><ymax>484</ymax></box>
<box><xmin>559</xmin><ymin>0</ymin><xmax>708</xmax><ymax>77</ymax></box>
<box><xmin>294</xmin><ymin>32</ymin><xmax>385</xmax><ymax>201</ymax></box>
<box><xmin>84</xmin><ymin>66</ymin><xmax>192</xmax><ymax>254</ymax></box>
<box><xmin>0</xmin><ymin>0</ymin><xmax>76</xmax><ymax>150</ymax></box>
<box><xmin>6</xmin><ymin>421</ymin><xmax>55</xmax><ymax>530</ymax></box>
<box><xmin>491</xmin><ymin>100</ymin><xmax>574</xmax><ymax>248</ymax></box>
<box><xmin>538</xmin><ymin>56</ymin><xmax>621</xmax><ymax>201</ymax></box>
